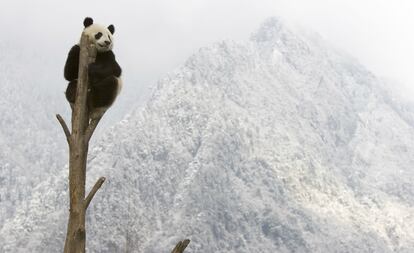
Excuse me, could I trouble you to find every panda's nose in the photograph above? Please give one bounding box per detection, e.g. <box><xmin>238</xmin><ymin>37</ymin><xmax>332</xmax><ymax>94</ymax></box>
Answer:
<box><xmin>104</xmin><ymin>40</ymin><xmax>110</xmax><ymax>46</ymax></box>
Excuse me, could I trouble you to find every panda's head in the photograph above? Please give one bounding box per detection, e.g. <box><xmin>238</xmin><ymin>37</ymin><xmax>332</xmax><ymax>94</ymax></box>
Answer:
<box><xmin>82</xmin><ymin>17</ymin><xmax>115</xmax><ymax>52</ymax></box>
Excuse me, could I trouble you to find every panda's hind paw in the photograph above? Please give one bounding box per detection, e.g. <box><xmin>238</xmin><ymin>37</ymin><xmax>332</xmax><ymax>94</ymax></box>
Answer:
<box><xmin>90</xmin><ymin>107</ymin><xmax>107</xmax><ymax>120</ymax></box>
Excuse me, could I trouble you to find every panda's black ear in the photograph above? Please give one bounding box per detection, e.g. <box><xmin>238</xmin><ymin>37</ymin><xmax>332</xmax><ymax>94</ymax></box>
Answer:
<box><xmin>83</xmin><ymin>17</ymin><xmax>93</xmax><ymax>28</ymax></box>
<box><xmin>108</xmin><ymin>24</ymin><xmax>115</xmax><ymax>34</ymax></box>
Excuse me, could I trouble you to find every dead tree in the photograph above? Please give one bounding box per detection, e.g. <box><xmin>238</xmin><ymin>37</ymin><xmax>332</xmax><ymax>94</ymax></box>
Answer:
<box><xmin>57</xmin><ymin>33</ymin><xmax>190</xmax><ymax>253</ymax></box>
<box><xmin>171</xmin><ymin>239</ymin><xmax>191</xmax><ymax>253</ymax></box>
<box><xmin>57</xmin><ymin>33</ymin><xmax>103</xmax><ymax>253</ymax></box>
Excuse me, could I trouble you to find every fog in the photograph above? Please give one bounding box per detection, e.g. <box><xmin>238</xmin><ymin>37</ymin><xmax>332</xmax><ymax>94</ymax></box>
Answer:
<box><xmin>1</xmin><ymin>0</ymin><xmax>413</xmax><ymax>101</ymax></box>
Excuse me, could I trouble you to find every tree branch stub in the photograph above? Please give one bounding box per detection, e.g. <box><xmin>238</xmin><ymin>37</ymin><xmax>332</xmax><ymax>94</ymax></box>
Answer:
<box><xmin>84</xmin><ymin>177</ymin><xmax>106</xmax><ymax>210</ymax></box>
<box><xmin>171</xmin><ymin>239</ymin><xmax>190</xmax><ymax>253</ymax></box>
<box><xmin>56</xmin><ymin>114</ymin><xmax>71</xmax><ymax>145</ymax></box>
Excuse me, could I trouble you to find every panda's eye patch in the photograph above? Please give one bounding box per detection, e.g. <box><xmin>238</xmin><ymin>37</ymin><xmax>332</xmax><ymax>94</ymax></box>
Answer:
<box><xmin>95</xmin><ymin>32</ymin><xmax>103</xmax><ymax>40</ymax></box>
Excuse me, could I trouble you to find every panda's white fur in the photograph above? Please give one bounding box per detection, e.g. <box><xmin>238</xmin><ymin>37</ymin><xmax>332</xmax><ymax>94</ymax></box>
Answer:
<box><xmin>82</xmin><ymin>24</ymin><xmax>114</xmax><ymax>53</ymax></box>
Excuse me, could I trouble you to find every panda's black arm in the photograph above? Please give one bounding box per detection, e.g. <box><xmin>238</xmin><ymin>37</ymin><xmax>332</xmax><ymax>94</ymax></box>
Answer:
<box><xmin>103</xmin><ymin>51</ymin><xmax>122</xmax><ymax>77</ymax></box>
<box><xmin>105</xmin><ymin>51</ymin><xmax>122</xmax><ymax>77</ymax></box>
<box><xmin>89</xmin><ymin>52</ymin><xmax>122</xmax><ymax>78</ymax></box>
<box><xmin>96</xmin><ymin>60</ymin><xmax>122</xmax><ymax>77</ymax></box>
<box><xmin>64</xmin><ymin>45</ymin><xmax>80</xmax><ymax>81</ymax></box>
<box><xmin>113</xmin><ymin>60</ymin><xmax>122</xmax><ymax>77</ymax></box>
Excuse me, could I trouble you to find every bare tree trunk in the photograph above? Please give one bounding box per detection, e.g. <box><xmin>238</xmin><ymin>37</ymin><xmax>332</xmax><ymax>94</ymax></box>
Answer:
<box><xmin>57</xmin><ymin>33</ymin><xmax>104</xmax><ymax>253</ymax></box>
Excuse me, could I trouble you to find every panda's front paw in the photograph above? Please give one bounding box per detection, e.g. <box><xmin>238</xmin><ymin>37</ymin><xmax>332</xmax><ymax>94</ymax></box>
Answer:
<box><xmin>88</xmin><ymin>63</ymin><xmax>99</xmax><ymax>77</ymax></box>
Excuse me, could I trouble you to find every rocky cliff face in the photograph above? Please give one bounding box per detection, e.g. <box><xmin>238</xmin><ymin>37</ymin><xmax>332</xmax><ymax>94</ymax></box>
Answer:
<box><xmin>1</xmin><ymin>18</ymin><xmax>413</xmax><ymax>252</ymax></box>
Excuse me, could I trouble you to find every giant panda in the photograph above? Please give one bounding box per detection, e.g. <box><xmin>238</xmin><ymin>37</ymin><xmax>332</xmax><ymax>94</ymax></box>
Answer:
<box><xmin>64</xmin><ymin>17</ymin><xmax>122</xmax><ymax>119</ymax></box>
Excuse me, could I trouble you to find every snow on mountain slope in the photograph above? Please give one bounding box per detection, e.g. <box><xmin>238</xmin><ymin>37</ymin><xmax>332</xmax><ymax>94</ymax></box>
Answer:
<box><xmin>1</xmin><ymin>18</ymin><xmax>414</xmax><ymax>252</ymax></box>
<box><xmin>0</xmin><ymin>43</ymin><xmax>68</xmax><ymax>229</ymax></box>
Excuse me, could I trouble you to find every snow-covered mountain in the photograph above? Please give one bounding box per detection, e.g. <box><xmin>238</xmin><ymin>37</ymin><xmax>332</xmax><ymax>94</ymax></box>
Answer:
<box><xmin>0</xmin><ymin>43</ymin><xmax>68</xmax><ymax>228</ymax></box>
<box><xmin>1</xmin><ymin>18</ymin><xmax>414</xmax><ymax>252</ymax></box>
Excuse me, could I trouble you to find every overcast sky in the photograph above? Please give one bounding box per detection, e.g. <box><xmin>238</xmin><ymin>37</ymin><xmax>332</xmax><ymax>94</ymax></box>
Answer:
<box><xmin>1</xmin><ymin>0</ymin><xmax>413</xmax><ymax>100</ymax></box>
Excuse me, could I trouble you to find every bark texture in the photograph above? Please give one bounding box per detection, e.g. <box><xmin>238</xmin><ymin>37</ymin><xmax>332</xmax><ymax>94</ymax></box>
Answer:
<box><xmin>57</xmin><ymin>33</ymin><xmax>104</xmax><ymax>253</ymax></box>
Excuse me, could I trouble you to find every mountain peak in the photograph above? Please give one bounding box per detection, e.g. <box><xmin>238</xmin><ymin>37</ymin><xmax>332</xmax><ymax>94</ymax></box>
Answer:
<box><xmin>250</xmin><ymin>16</ymin><xmax>292</xmax><ymax>43</ymax></box>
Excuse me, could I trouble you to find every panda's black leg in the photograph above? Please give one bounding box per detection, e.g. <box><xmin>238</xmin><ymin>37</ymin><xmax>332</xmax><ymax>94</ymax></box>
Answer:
<box><xmin>65</xmin><ymin>79</ymin><xmax>78</xmax><ymax>104</ymax></box>
<box><xmin>90</xmin><ymin>76</ymin><xmax>118</xmax><ymax>108</ymax></box>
